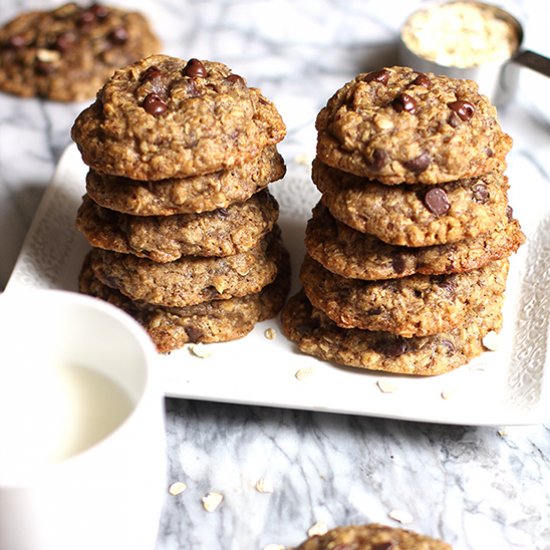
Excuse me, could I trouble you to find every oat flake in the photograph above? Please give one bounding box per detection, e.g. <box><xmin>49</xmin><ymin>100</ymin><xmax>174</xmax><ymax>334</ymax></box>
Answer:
<box><xmin>202</xmin><ymin>492</ymin><xmax>224</xmax><ymax>512</ymax></box>
<box><xmin>263</xmin><ymin>545</ymin><xmax>285</xmax><ymax>550</ymax></box>
<box><xmin>188</xmin><ymin>343</ymin><xmax>213</xmax><ymax>359</ymax></box>
<box><xmin>295</xmin><ymin>367</ymin><xmax>315</xmax><ymax>380</ymax></box>
<box><xmin>482</xmin><ymin>330</ymin><xmax>499</xmax><ymax>351</ymax></box>
<box><xmin>376</xmin><ymin>379</ymin><xmax>398</xmax><ymax>393</ymax></box>
<box><xmin>255</xmin><ymin>477</ymin><xmax>274</xmax><ymax>494</ymax></box>
<box><xmin>307</xmin><ymin>521</ymin><xmax>328</xmax><ymax>537</ymax></box>
<box><xmin>388</xmin><ymin>509</ymin><xmax>414</xmax><ymax>524</ymax></box>
<box><xmin>264</xmin><ymin>328</ymin><xmax>277</xmax><ymax>340</ymax></box>
<box><xmin>168</xmin><ymin>481</ymin><xmax>187</xmax><ymax>496</ymax></box>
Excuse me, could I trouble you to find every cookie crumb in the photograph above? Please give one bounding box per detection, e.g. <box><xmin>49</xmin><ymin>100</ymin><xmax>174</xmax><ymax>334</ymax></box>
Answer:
<box><xmin>482</xmin><ymin>330</ymin><xmax>499</xmax><ymax>351</ymax></box>
<box><xmin>188</xmin><ymin>343</ymin><xmax>213</xmax><ymax>359</ymax></box>
<box><xmin>295</xmin><ymin>367</ymin><xmax>315</xmax><ymax>380</ymax></box>
<box><xmin>497</xmin><ymin>428</ymin><xmax>508</xmax><ymax>437</ymax></box>
<box><xmin>307</xmin><ymin>521</ymin><xmax>328</xmax><ymax>537</ymax></box>
<box><xmin>264</xmin><ymin>328</ymin><xmax>277</xmax><ymax>340</ymax></box>
<box><xmin>376</xmin><ymin>379</ymin><xmax>398</xmax><ymax>393</ymax></box>
<box><xmin>388</xmin><ymin>509</ymin><xmax>414</xmax><ymax>524</ymax></box>
<box><xmin>255</xmin><ymin>477</ymin><xmax>274</xmax><ymax>494</ymax></box>
<box><xmin>202</xmin><ymin>492</ymin><xmax>224</xmax><ymax>512</ymax></box>
<box><xmin>168</xmin><ymin>481</ymin><xmax>187</xmax><ymax>496</ymax></box>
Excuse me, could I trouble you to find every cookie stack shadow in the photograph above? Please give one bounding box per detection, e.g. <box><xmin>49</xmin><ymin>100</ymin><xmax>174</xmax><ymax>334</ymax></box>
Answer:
<box><xmin>72</xmin><ymin>54</ymin><xmax>289</xmax><ymax>353</ymax></box>
<box><xmin>282</xmin><ymin>66</ymin><xmax>525</xmax><ymax>376</ymax></box>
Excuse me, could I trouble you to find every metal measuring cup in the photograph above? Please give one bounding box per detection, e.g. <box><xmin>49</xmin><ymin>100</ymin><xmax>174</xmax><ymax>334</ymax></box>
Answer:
<box><xmin>398</xmin><ymin>1</ymin><xmax>550</xmax><ymax>107</ymax></box>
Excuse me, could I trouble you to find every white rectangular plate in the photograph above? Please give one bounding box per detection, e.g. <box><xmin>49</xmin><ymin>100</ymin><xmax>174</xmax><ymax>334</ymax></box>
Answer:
<box><xmin>7</xmin><ymin>144</ymin><xmax>550</xmax><ymax>425</ymax></box>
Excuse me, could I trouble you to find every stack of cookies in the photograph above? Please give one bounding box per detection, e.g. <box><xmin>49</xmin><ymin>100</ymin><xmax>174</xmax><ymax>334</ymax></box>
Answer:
<box><xmin>72</xmin><ymin>54</ymin><xmax>289</xmax><ymax>353</ymax></box>
<box><xmin>282</xmin><ymin>66</ymin><xmax>524</xmax><ymax>376</ymax></box>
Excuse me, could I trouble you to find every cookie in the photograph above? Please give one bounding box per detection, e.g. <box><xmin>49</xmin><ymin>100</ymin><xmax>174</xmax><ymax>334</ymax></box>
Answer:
<box><xmin>0</xmin><ymin>2</ymin><xmax>160</xmax><ymax>102</ymax></box>
<box><xmin>76</xmin><ymin>189</ymin><xmax>279</xmax><ymax>263</ymax></box>
<box><xmin>300</xmin><ymin>255</ymin><xmax>509</xmax><ymax>337</ymax></box>
<box><xmin>305</xmin><ymin>202</ymin><xmax>525</xmax><ymax>280</ymax></box>
<box><xmin>313</xmin><ymin>158</ymin><xmax>509</xmax><ymax>247</ymax></box>
<box><xmin>316</xmin><ymin>66</ymin><xmax>511</xmax><ymax>184</ymax></box>
<box><xmin>79</xmin><ymin>251</ymin><xmax>290</xmax><ymax>353</ymax></box>
<box><xmin>89</xmin><ymin>227</ymin><xmax>285</xmax><ymax>307</ymax></box>
<box><xmin>293</xmin><ymin>523</ymin><xmax>451</xmax><ymax>550</ymax></box>
<box><xmin>281</xmin><ymin>290</ymin><xmax>503</xmax><ymax>375</ymax></box>
<box><xmin>71</xmin><ymin>54</ymin><xmax>286</xmax><ymax>179</ymax></box>
<box><xmin>85</xmin><ymin>145</ymin><xmax>286</xmax><ymax>216</ymax></box>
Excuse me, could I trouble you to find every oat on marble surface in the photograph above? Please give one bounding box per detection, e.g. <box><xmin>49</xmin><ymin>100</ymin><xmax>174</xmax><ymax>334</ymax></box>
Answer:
<box><xmin>255</xmin><ymin>477</ymin><xmax>274</xmax><ymax>494</ymax></box>
<box><xmin>264</xmin><ymin>327</ymin><xmax>277</xmax><ymax>340</ymax></box>
<box><xmin>376</xmin><ymin>379</ymin><xmax>398</xmax><ymax>394</ymax></box>
<box><xmin>388</xmin><ymin>509</ymin><xmax>414</xmax><ymax>524</ymax></box>
<box><xmin>482</xmin><ymin>330</ymin><xmax>500</xmax><ymax>351</ymax></box>
<box><xmin>168</xmin><ymin>481</ymin><xmax>187</xmax><ymax>496</ymax></box>
<box><xmin>307</xmin><ymin>521</ymin><xmax>328</xmax><ymax>537</ymax></box>
<box><xmin>295</xmin><ymin>367</ymin><xmax>315</xmax><ymax>380</ymax></box>
<box><xmin>201</xmin><ymin>491</ymin><xmax>224</xmax><ymax>512</ymax></box>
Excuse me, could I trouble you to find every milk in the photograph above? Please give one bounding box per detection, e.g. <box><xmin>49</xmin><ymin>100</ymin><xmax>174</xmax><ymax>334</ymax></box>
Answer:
<box><xmin>0</xmin><ymin>362</ymin><xmax>134</xmax><ymax>470</ymax></box>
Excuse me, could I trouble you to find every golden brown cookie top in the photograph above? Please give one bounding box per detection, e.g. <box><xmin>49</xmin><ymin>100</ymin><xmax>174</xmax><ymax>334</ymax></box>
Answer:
<box><xmin>71</xmin><ymin>54</ymin><xmax>286</xmax><ymax>179</ymax></box>
<box><xmin>316</xmin><ymin>66</ymin><xmax>511</xmax><ymax>184</ymax></box>
<box><xmin>0</xmin><ymin>2</ymin><xmax>160</xmax><ymax>101</ymax></box>
<box><xmin>294</xmin><ymin>523</ymin><xmax>452</xmax><ymax>550</ymax></box>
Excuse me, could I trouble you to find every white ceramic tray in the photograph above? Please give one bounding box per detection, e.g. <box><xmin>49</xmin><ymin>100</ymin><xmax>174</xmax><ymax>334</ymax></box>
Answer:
<box><xmin>6</xmin><ymin>144</ymin><xmax>550</xmax><ymax>426</ymax></box>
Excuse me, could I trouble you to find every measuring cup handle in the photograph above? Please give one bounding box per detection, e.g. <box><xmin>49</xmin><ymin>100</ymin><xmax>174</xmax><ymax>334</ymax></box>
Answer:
<box><xmin>512</xmin><ymin>50</ymin><xmax>550</xmax><ymax>78</ymax></box>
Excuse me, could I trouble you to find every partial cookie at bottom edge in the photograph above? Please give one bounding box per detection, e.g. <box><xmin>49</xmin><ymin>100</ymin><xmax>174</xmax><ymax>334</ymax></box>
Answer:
<box><xmin>281</xmin><ymin>290</ymin><xmax>503</xmax><ymax>376</ymax></box>
<box><xmin>293</xmin><ymin>523</ymin><xmax>451</xmax><ymax>550</ymax></box>
<box><xmin>79</xmin><ymin>250</ymin><xmax>290</xmax><ymax>354</ymax></box>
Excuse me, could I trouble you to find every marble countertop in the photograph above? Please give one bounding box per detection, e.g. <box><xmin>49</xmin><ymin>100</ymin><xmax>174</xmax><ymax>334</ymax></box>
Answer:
<box><xmin>1</xmin><ymin>1</ymin><xmax>549</xmax><ymax>549</ymax></box>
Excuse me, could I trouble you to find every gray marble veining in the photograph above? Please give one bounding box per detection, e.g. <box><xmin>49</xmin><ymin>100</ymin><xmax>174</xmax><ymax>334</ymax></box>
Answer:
<box><xmin>0</xmin><ymin>1</ymin><xmax>548</xmax><ymax>549</ymax></box>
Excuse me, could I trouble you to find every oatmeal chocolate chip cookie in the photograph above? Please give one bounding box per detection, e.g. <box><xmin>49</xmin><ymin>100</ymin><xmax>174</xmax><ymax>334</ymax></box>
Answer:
<box><xmin>300</xmin><ymin>255</ymin><xmax>509</xmax><ymax>337</ymax></box>
<box><xmin>316</xmin><ymin>66</ymin><xmax>512</xmax><ymax>184</ymax></box>
<box><xmin>293</xmin><ymin>523</ymin><xmax>451</xmax><ymax>550</ymax></box>
<box><xmin>89</xmin><ymin>227</ymin><xmax>286</xmax><ymax>307</ymax></box>
<box><xmin>85</xmin><ymin>146</ymin><xmax>286</xmax><ymax>216</ymax></box>
<box><xmin>79</xmin><ymin>251</ymin><xmax>290</xmax><ymax>353</ymax></box>
<box><xmin>306</xmin><ymin>203</ymin><xmax>525</xmax><ymax>280</ymax></box>
<box><xmin>0</xmin><ymin>2</ymin><xmax>160</xmax><ymax>102</ymax></box>
<box><xmin>313</xmin><ymin>158</ymin><xmax>509</xmax><ymax>247</ymax></box>
<box><xmin>71</xmin><ymin>54</ymin><xmax>286</xmax><ymax>179</ymax></box>
<box><xmin>76</xmin><ymin>189</ymin><xmax>279</xmax><ymax>263</ymax></box>
<box><xmin>281</xmin><ymin>289</ymin><xmax>503</xmax><ymax>375</ymax></box>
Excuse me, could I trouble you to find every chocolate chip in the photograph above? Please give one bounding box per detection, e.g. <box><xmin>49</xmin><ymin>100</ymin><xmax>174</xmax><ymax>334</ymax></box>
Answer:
<box><xmin>7</xmin><ymin>34</ymin><xmax>27</xmax><ymax>48</ymax></box>
<box><xmin>143</xmin><ymin>93</ymin><xmax>167</xmax><ymax>115</ymax></box>
<box><xmin>183</xmin><ymin>58</ymin><xmax>207</xmax><ymax>77</ymax></box>
<box><xmin>484</xmin><ymin>147</ymin><xmax>494</xmax><ymax>157</ymax></box>
<box><xmin>225</xmin><ymin>73</ymin><xmax>245</xmax><ymax>86</ymax></box>
<box><xmin>506</xmin><ymin>205</ymin><xmax>513</xmax><ymax>221</ymax></box>
<box><xmin>372</xmin><ymin>543</ymin><xmax>395</xmax><ymax>550</ymax></box>
<box><xmin>368</xmin><ymin>148</ymin><xmax>388</xmax><ymax>171</ymax></box>
<box><xmin>373</xmin><ymin>337</ymin><xmax>408</xmax><ymax>358</ymax></box>
<box><xmin>423</xmin><ymin>188</ymin><xmax>450</xmax><ymax>216</ymax></box>
<box><xmin>412</xmin><ymin>73</ymin><xmax>431</xmax><ymax>87</ymax></box>
<box><xmin>392</xmin><ymin>93</ymin><xmax>417</xmax><ymax>114</ymax></box>
<box><xmin>185</xmin><ymin>326</ymin><xmax>203</xmax><ymax>343</ymax></box>
<box><xmin>448</xmin><ymin>100</ymin><xmax>475</xmax><ymax>121</ymax></box>
<box><xmin>35</xmin><ymin>61</ymin><xmax>55</xmax><ymax>75</ymax></box>
<box><xmin>367</xmin><ymin>308</ymin><xmax>382</xmax><ymax>316</ymax></box>
<box><xmin>109</xmin><ymin>26</ymin><xmax>128</xmax><ymax>45</ymax></box>
<box><xmin>472</xmin><ymin>183</ymin><xmax>489</xmax><ymax>204</ymax></box>
<box><xmin>54</xmin><ymin>31</ymin><xmax>76</xmax><ymax>52</ymax></box>
<box><xmin>365</xmin><ymin>69</ymin><xmax>390</xmax><ymax>85</ymax></box>
<box><xmin>440</xmin><ymin>339</ymin><xmax>455</xmax><ymax>355</ymax></box>
<box><xmin>77</xmin><ymin>8</ymin><xmax>96</xmax><ymax>26</ymax></box>
<box><xmin>90</xmin><ymin>3</ymin><xmax>109</xmax><ymax>19</ymax></box>
<box><xmin>140</xmin><ymin>65</ymin><xmax>163</xmax><ymax>82</ymax></box>
<box><xmin>403</xmin><ymin>152</ymin><xmax>431</xmax><ymax>173</ymax></box>
<box><xmin>391</xmin><ymin>253</ymin><xmax>406</xmax><ymax>274</ymax></box>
